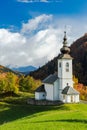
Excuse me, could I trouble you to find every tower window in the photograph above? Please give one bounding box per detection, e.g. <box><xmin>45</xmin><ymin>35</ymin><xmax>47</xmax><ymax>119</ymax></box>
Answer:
<box><xmin>66</xmin><ymin>62</ymin><xmax>69</xmax><ymax>72</ymax></box>
<box><xmin>66</xmin><ymin>62</ymin><xmax>69</xmax><ymax>67</ymax></box>
<box><xmin>59</xmin><ymin>62</ymin><xmax>61</xmax><ymax>67</ymax></box>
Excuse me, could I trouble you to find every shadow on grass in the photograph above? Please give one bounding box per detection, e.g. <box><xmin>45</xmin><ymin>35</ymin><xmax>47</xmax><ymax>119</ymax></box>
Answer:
<box><xmin>0</xmin><ymin>103</ymin><xmax>69</xmax><ymax>125</ymax></box>
<box><xmin>32</xmin><ymin>119</ymin><xmax>87</xmax><ymax>124</ymax></box>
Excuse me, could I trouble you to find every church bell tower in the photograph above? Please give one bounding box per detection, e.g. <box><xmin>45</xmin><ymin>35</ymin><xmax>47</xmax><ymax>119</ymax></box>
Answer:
<box><xmin>58</xmin><ymin>32</ymin><xmax>73</xmax><ymax>99</ymax></box>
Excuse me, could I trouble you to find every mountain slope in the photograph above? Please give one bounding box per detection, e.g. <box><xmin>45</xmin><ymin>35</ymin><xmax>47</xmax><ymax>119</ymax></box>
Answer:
<box><xmin>8</xmin><ymin>65</ymin><xmax>37</xmax><ymax>74</ymax></box>
<box><xmin>70</xmin><ymin>33</ymin><xmax>87</xmax><ymax>84</ymax></box>
<box><xmin>0</xmin><ymin>65</ymin><xmax>15</xmax><ymax>73</ymax></box>
<box><xmin>29</xmin><ymin>56</ymin><xmax>58</xmax><ymax>80</ymax></box>
<box><xmin>0</xmin><ymin>65</ymin><xmax>22</xmax><ymax>76</ymax></box>
<box><xmin>29</xmin><ymin>34</ymin><xmax>87</xmax><ymax>85</ymax></box>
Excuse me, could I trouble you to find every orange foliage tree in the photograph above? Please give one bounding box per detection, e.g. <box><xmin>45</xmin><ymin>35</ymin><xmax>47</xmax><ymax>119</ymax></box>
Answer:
<box><xmin>73</xmin><ymin>76</ymin><xmax>87</xmax><ymax>100</ymax></box>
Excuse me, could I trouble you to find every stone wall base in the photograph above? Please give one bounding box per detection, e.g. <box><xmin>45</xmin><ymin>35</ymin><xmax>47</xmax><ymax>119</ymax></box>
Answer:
<box><xmin>27</xmin><ymin>98</ymin><xmax>64</xmax><ymax>105</ymax></box>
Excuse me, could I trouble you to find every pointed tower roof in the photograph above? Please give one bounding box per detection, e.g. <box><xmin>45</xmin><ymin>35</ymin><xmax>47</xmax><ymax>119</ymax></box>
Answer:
<box><xmin>59</xmin><ymin>31</ymin><xmax>72</xmax><ymax>59</ymax></box>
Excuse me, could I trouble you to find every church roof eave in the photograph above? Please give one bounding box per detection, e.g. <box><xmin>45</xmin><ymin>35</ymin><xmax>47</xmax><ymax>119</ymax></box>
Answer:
<box><xmin>62</xmin><ymin>86</ymin><xmax>79</xmax><ymax>95</ymax></box>
<box><xmin>58</xmin><ymin>54</ymin><xmax>73</xmax><ymax>59</ymax></box>
<box><xmin>35</xmin><ymin>84</ymin><xmax>46</xmax><ymax>92</ymax></box>
<box><xmin>43</xmin><ymin>73</ymin><xmax>58</xmax><ymax>84</ymax></box>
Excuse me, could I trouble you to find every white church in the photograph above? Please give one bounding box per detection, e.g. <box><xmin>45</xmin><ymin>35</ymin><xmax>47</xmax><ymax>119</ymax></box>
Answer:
<box><xmin>35</xmin><ymin>32</ymin><xmax>79</xmax><ymax>103</ymax></box>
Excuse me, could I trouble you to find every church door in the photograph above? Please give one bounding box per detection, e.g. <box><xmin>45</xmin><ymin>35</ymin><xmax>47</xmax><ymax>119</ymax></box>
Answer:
<box><xmin>71</xmin><ymin>95</ymin><xmax>74</xmax><ymax>102</ymax></box>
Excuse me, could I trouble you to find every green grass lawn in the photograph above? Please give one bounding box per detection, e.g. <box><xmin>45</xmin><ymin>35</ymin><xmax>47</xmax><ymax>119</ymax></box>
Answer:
<box><xmin>0</xmin><ymin>93</ymin><xmax>87</xmax><ymax>130</ymax></box>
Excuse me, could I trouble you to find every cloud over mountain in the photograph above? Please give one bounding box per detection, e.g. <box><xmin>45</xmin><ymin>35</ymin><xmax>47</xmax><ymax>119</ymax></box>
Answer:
<box><xmin>0</xmin><ymin>14</ymin><xmax>87</xmax><ymax>67</ymax></box>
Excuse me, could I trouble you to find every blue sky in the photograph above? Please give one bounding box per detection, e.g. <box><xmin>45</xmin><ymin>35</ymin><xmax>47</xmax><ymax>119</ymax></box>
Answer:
<box><xmin>0</xmin><ymin>0</ymin><xmax>87</xmax><ymax>67</ymax></box>
<box><xmin>0</xmin><ymin>0</ymin><xmax>87</xmax><ymax>29</ymax></box>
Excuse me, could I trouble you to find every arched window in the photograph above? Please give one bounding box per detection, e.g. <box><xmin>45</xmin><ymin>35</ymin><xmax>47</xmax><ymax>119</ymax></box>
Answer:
<box><xmin>66</xmin><ymin>62</ymin><xmax>69</xmax><ymax>67</ymax></box>
<box><xmin>59</xmin><ymin>62</ymin><xmax>61</xmax><ymax>67</ymax></box>
<box><xmin>66</xmin><ymin>62</ymin><xmax>69</xmax><ymax>72</ymax></box>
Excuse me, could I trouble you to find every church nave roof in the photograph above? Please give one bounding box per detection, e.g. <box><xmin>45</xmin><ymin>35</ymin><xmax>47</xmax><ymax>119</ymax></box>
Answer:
<box><xmin>43</xmin><ymin>73</ymin><xmax>58</xmax><ymax>84</ymax></box>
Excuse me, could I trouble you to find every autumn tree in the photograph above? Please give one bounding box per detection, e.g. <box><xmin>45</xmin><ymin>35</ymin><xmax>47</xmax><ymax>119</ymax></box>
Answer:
<box><xmin>0</xmin><ymin>72</ymin><xmax>19</xmax><ymax>94</ymax></box>
<box><xmin>73</xmin><ymin>75</ymin><xmax>87</xmax><ymax>100</ymax></box>
<box><xmin>19</xmin><ymin>76</ymin><xmax>41</xmax><ymax>92</ymax></box>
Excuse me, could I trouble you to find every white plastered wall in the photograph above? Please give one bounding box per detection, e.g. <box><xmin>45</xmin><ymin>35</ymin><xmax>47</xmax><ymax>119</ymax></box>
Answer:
<box><xmin>63</xmin><ymin>94</ymin><xmax>79</xmax><ymax>103</ymax></box>
<box><xmin>35</xmin><ymin>92</ymin><xmax>46</xmax><ymax>100</ymax></box>
<box><xmin>45</xmin><ymin>83</ymin><xmax>54</xmax><ymax>101</ymax></box>
<box><xmin>53</xmin><ymin>79</ymin><xmax>59</xmax><ymax>100</ymax></box>
<box><xmin>58</xmin><ymin>59</ymin><xmax>72</xmax><ymax>79</ymax></box>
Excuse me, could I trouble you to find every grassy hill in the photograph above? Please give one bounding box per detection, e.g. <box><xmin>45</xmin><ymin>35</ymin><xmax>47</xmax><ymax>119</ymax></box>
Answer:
<box><xmin>0</xmin><ymin>95</ymin><xmax>87</xmax><ymax>130</ymax></box>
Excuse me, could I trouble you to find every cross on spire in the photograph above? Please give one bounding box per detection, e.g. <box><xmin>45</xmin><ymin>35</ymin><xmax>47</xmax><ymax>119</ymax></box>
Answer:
<box><xmin>63</xmin><ymin>31</ymin><xmax>67</xmax><ymax>47</ymax></box>
<box><xmin>60</xmin><ymin>31</ymin><xmax>70</xmax><ymax>54</ymax></box>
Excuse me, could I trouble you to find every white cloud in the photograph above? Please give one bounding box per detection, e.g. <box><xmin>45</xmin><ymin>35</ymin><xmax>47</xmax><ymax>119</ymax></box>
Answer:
<box><xmin>21</xmin><ymin>14</ymin><xmax>52</xmax><ymax>33</ymax></box>
<box><xmin>0</xmin><ymin>29</ymin><xmax>26</xmax><ymax>45</ymax></box>
<box><xmin>0</xmin><ymin>14</ymin><xmax>87</xmax><ymax>67</ymax></box>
